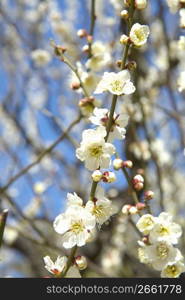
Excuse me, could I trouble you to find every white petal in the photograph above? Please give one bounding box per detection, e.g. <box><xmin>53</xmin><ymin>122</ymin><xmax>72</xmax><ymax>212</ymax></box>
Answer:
<box><xmin>122</xmin><ymin>81</ymin><xmax>136</xmax><ymax>95</ymax></box>
<box><xmin>53</xmin><ymin>214</ymin><xmax>70</xmax><ymax>234</ymax></box>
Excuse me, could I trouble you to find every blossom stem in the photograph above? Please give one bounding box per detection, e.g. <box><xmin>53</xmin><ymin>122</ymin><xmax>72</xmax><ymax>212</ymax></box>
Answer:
<box><xmin>121</xmin><ymin>167</ymin><xmax>139</xmax><ymax>204</ymax></box>
<box><xmin>88</xmin><ymin>0</ymin><xmax>96</xmax><ymax>58</ymax></box>
<box><xmin>60</xmin><ymin>55</ymin><xmax>90</xmax><ymax>97</ymax></box>
<box><xmin>105</xmin><ymin>95</ymin><xmax>118</xmax><ymax>141</ymax></box>
<box><xmin>0</xmin><ymin>209</ymin><xmax>8</xmax><ymax>249</ymax></box>
<box><xmin>61</xmin><ymin>245</ymin><xmax>78</xmax><ymax>277</ymax></box>
<box><xmin>90</xmin><ymin>181</ymin><xmax>98</xmax><ymax>201</ymax></box>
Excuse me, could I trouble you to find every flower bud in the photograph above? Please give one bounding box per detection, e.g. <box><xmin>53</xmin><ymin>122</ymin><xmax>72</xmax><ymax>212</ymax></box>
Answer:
<box><xmin>91</xmin><ymin>170</ymin><xmax>102</xmax><ymax>182</ymax></box>
<box><xmin>54</xmin><ymin>45</ymin><xmax>67</xmax><ymax>56</ymax></box>
<box><xmin>122</xmin><ymin>160</ymin><xmax>133</xmax><ymax>168</ymax></box>
<box><xmin>134</xmin><ymin>182</ymin><xmax>144</xmax><ymax>191</ymax></box>
<box><xmin>142</xmin><ymin>236</ymin><xmax>149</xmax><ymax>244</ymax></box>
<box><xmin>75</xmin><ymin>256</ymin><xmax>87</xmax><ymax>270</ymax></box>
<box><xmin>77</xmin><ymin>29</ymin><xmax>87</xmax><ymax>38</ymax></box>
<box><xmin>144</xmin><ymin>190</ymin><xmax>154</xmax><ymax>200</ymax></box>
<box><xmin>136</xmin><ymin>202</ymin><xmax>146</xmax><ymax>210</ymax></box>
<box><xmin>102</xmin><ymin>171</ymin><xmax>116</xmax><ymax>183</ymax></box>
<box><xmin>124</xmin><ymin>0</ymin><xmax>131</xmax><ymax>7</ymax></box>
<box><xmin>71</xmin><ymin>82</ymin><xmax>81</xmax><ymax>90</ymax></box>
<box><xmin>87</xmin><ymin>35</ymin><xmax>93</xmax><ymax>43</ymax></box>
<box><xmin>82</xmin><ymin>44</ymin><xmax>90</xmax><ymax>53</ymax></box>
<box><xmin>120</xmin><ymin>9</ymin><xmax>129</xmax><ymax>19</ymax></box>
<box><xmin>113</xmin><ymin>158</ymin><xmax>123</xmax><ymax>170</ymax></box>
<box><xmin>122</xmin><ymin>204</ymin><xmax>132</xmax><ymax>215</ymax></box>
<box><xmin>135</xmin><ymin>0</ymin><xmax>147</xmax><ymax>10</ymax></box>
<box><xmin>78</xmin><ymin>96</ymin><xmax>95</xmax><ymax>107</ymax></box>
<box><xmin>116</xmin><ymin>60</ymin><xmax>122</xmax><ymax>68</ymax></box>
<box><xmin>129</xmin><ymin>206</ymin><xmax>138</xmax><ymax>215</ymax></box>
<box><xmin>120</xmin><ymin>34</ymin><xmax>129</xmax><ymax>45</ymax></box>
<box><xmin>126</xmin><ymin>61</ymin><xmax>137</xmax><ymax>71</ymax></box>
<box><xmin>133</xmin><ymin>174</ymin><xmax>144</xmax><ymax>184</ymax></box>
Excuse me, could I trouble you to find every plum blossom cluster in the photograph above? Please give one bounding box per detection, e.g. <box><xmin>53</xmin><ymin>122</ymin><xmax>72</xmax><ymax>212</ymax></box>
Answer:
<box><xmin>137</xmin><ymin>212</ymin><xmax>185</xmax><ymax>277</ymax></box>
<box><xmin>53</xmin><ymin>187</ymin><xmax>117</xmax><ymax>250</ymax></box>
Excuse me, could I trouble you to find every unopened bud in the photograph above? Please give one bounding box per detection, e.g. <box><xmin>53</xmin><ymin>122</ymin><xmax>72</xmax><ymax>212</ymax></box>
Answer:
<box><xmin>144</xmin><ymin>190</ymin><xmax>154</xmax><ymax>200</ymax></box>
<box><xmin>120</xmin><ymin>34</ymin><xmax>129</xmax><ymax>45</ymax></box>
<box><xmin>129</xmin><ymin>206</ymin><xmax>138</xmax><ymax>215</ymax></box>
<box><xmin>79</xmin><ymin>97</ymin><xmax>95</xmax><ymax>107</ymax></box>
<box><xmin>136</xmin><ymin>202</ymin><xmax>146</xmax><ymax>210</ymax></box>
<box><xmin>82</xmin><ymin>44</ymin><xmax>90</xmax><ymax>53</ymax></box>
<box><xmin>116</xmin><ymin>60</ymin><xmax>122</xmax><ymax>68</ymax></box>
<box><xmin>134</xmin><ymin>182</ymin><xmax>144</xmax><ymax>191</ymax></box>
<box><xmin>142</xmin><ymin>236</ymin><xmax>149</xmax><ymax>244</ymax></box>
<box><xmin>71</xmin><ymin>82</ymin><xmax>81</xmax><ymax>90</ymax></box>
<box><xmin>92</xmin><ymin>170</ymin><xmax>102</xmax><ymax>182</ymax></box>
<box><xmin>122</xmin><ymin>160</ymin><xmax>133</xmax><ymax>168</ymax></box>
<box><xmin>124</xmin><ymin>0</ymin><xmax>131</xmax><ymax>7</ymax></box>
<box><xmin>54</xmin><ymin>45</ymin><xmax>67</xmax><ymax>56</ymax></box>
<box><xmin>75</xmin><ymin>256</ymin><xmax>87</xmax><ymax>270</ymax></box>
<box><xmin>122</xmin><ymin>204</ymin><xmax>132</xmax><ymax>215</ymax></box>
<box><xmin>77</xmin><ymin>29</ymin><xmax>87</xmax><ymax>38</ymax></box>
<box><xmin>102</xmin><ymin>171</ymin><xmax>116</xmax><ymax>183</ymax></box>
<box><xmin>87</xmin><ymin>35</ymin><xmax>93</xmax><ymax>43</ymax></box>
<box><xmin>126</xmin><ymin>61</ymin><xmax>137</xmax><ymax>71</ymax></box>
<box><xmin>120</xmin><ymin>9</ymin><xmax>129</xmax><ymax>19</ymax></box>
<box><xmin>135</xmin><ymin>0</ymin><xmax>147</xmax><ymax>10</ymax></box>
<box><xmin>133</xmin><ymin>174</ymin><xmax>144</xmax><ymax>184</ymax></box>
<box><xmin>113</xmin><ymin>158</ymin><xmax>123</xmax><ymax>170</ymax></box>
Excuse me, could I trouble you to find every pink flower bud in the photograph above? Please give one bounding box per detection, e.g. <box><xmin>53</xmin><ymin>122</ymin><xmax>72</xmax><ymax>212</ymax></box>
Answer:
<box><xmin>77</xmin><ymin>29</ymin><xmax>87</xmax><ymax>38</ymax></box>
<box><xmin>136</xmin><ymin>202</ymin><xmax>146</xmax><ymax>210</ymax></box>
<box><xmin>133</xmin><ymin>174</ymin><xmax>144</xmax><ymax>184</ymax></box>
<box><xmin>144</xmin><ymin>190</ymin><xmax>154</xmax><ymax>200</ymax></box>
<box><xmin>122</xmin><ymin>160</ymin><xmax>133</xmax><ymax>168</ymax></box>
<box><xmin>134</xmin><ymin>182</ymin><xmax>144</xmax><ymax>191</ymax></box>
<box><xmin>71</xmin><ymin>82</ymin><xmax>81</xmax><ymax>90</ymax></box>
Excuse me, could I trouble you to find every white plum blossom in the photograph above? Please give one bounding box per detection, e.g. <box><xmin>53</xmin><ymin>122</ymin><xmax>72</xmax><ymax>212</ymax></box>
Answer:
<box><xmin>180</xmin><ymin>8</ymin><xmax>185</xmax><ymax>28</ymax></box>
<box><xmin>136</xmin><ymin>214</ymin><xmax>157</xmax><ymax>235</ymax></box>
<box><xmin>66</xmin><ymin>192</ymin><xmax>83</xmax><ymax>207</ymax></box>
<box><xmin>141</xmin><ymin>241</ymin><xmax>179</xmax><ymax>271</ymax></box>
<box><xmin>161</xmin><ymin>261</ymin><xmax>185</xmax><ymax>278</ymax></box>
<box><xmin>43</xmin><ymin>256</ymin><xmax>67</xmax><ymax>275</ymax></box>
<box><xmin>89</xmin><ymin>107</ymin><xmax>129</xmax><ymax>142</ymax></box>
<box><xmin>135</xmin><ymin>0</ymin><xmax>147</xmax><ymax>10</ymax></box>
<box><xmin>94</xmin><ymin>70</ymin><xmax>135</xmax><ymax>96</ymax></box>
<box><xmin>69</xmin><ymin>62</ymin><xmax>99</xmax><ymax>94</ymax></box>
<box><xmin>149</xmin><ymin>212</ymin><xmax>182</xmax><ymax>245</ymax></box>
<box><xmin>31</xmin><ymin>49</ymin><xmax>51</xmax><ymax>67</ymax></box>
<box><xmin>86</xmin><ymin>41</ymin><xmax>111</xmax><ymax>71</ymax></box>
<box><xmin>76</xmin><ymin>126</ymin><xmax>115</xmax><ymax>171</ymax></box>
<box><xmin>53</xmin><ymin>205</ymin><xmax>96</xmax><ymax>248</ymax></box>
<box><xmin>85</xmin><ymin>186</ymin><xmax>117</xmax><ymax>226</ymax></box>
<box><xmin>177</xmin><ymin>71</ymin><xmax>185</xmax><ymax>92</ymax></box>
<box><xmin>129</xmin><ymin>23</ymin><xmax>150</xmax><ymax>47</ymax></box>
<box><xmin>166</xmin><ymin>0</ymin><xmax>180</xmax><ymax>13</ymax></box>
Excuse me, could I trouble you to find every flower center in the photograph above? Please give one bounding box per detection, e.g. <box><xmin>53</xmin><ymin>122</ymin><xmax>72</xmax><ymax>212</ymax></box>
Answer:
<box><xmin>156</xmin><ymin>243</ymin><xmax>169</xmax><ymax>259</ymax></box>
<box><xmin>51</xmin><ymin>268</ymin><xmax>61</xmax><ymax>275</ymax></box>
<box><xmin>135</xmin><ymin>29</ymin><xmax>145</xmax><ymax>41</ymax></box>
<box><xmin>93</xmin><ymin>205</ymin><xmax>105</xmax><ymax>218</ymax></box>
<box><xmin>71</xmin><ymin>220</ymin><xmax>84</xmax><ymax>234</ymax></box>
<box><xmin>89</xmin><ymin>145</ymin><xmax>103</xmax><ymax>157</ymax></box>
<box><xmin>166</xmin><ymin>265</ymin><xmax>178</xmax><ymax>276</ymax></box>
<box><xmin>144</xmin><ymin>218</ymin><xmax>154</xmax><ymax>227</ymax></box>
<box><xmin>110</xmin><ymin>80</ymin><xmax>123</xmax><ymax>93</ymax></box>
<box><xmin>158</xmin><ymin>225</ymin><xmax>169</xmax><ymax>236</ymax></box>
